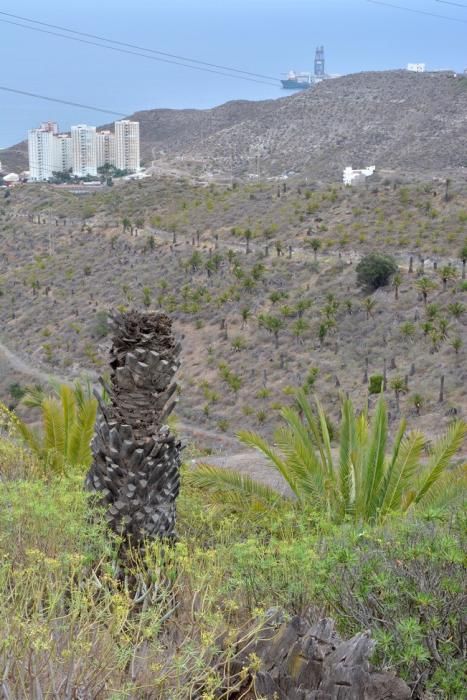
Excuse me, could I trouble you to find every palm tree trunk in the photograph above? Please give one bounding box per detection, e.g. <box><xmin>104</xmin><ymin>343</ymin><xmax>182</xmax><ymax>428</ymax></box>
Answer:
<box><xmin>86</xmin><ymin>311</ymin><xmax>182</xmax><ymax>545</ymax></box>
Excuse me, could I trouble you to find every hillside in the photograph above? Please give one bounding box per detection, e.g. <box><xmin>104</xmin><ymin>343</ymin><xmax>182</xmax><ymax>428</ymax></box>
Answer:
<box><xmin>1</xmin><ymin>175</ymin><xmax>466</xmax><ymax>454</ymax></box>
<box><xmin>2</xmin><ymin>70</ymin><xmax>467</xmax><ymax>180</ymax></box>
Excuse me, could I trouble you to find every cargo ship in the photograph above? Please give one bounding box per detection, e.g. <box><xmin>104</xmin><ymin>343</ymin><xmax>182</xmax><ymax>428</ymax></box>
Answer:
<box><xmin>281</xmin><ymin>45</ymin><xmax>326</xmax><ymax>90</ymax></box>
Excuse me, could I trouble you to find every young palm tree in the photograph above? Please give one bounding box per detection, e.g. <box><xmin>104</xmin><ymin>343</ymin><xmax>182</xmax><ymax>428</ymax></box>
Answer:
<box><xmin>416</xmin><ymin>277</ymin><xmax>437</xmax><ymax>305</ymax></box>
<box><xmin>363</xmin><ymin>297</ymin><xmax>376</xmax><ymax>320</ymax></box>
<box><xmin>439</xmin><ymin>265</ymin><xmax>458</xmax><ymax>292</ymax></box>
<box><xmin>16</xmin><ymin>383</ymin><xmax>97</xmax><ymax>473</ymax></box>
<box><xmin>392</xmin><ymin>271</ymin><xmax>402</xmax><ymax>300</ymax></box>
<box><xmin>189</xmin><ymin>392</ymin><xmax>466</xmax><ymax>524</ymax></box>
<box><xmin>259</xmin><ymin>314</ymin><xmax>284</xmax><ymax>348</ymax></box>
<box><xmin>390</xmin><ymin>376</ymin><xmax>407</xmax><ymax>412</ymax></box>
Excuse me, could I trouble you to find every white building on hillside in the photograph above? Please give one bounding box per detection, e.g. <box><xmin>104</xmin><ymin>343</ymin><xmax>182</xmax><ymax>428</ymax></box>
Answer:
<box><xmin>115</xmin><ymin>120</ymin><xmax>140</xmax><ymax>172</ymax></box>
<box><xmin>96</xmin><ymin>130</ymin><xmax>115</xmax><ymax>168</ymax></box>
<box><xmin>71</xmin><ymin>124</ymin><xmax>97</xmax><ymax>177</ymax></box>
<box><xmin>343</xmin><ymin>165</ymin><xmax>376</xmax><ymax>187</ymax></box>
<box><xmin>28</xmin><ymin>127</ymin><xmax>56</xmax><ymax>181</ymax></box>
<box><xmin>407</xmin><ymin>63</ymin><xmax>426</xmax><ymax>73</ymax></box>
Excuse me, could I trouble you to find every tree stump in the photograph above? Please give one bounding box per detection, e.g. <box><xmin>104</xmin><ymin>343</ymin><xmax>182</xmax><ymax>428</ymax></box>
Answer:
<box><xmin>86</xmin><ymin>310</ymin><xmax>182</xmax><ymax>544</ymax></box>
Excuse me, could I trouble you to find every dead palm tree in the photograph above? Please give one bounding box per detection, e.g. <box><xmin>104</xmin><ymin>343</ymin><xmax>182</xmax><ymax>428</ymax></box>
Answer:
<box><xmin>86</xmin><ymin>311</ymin><xmax>182</xmax><ymax>544</ymax></box>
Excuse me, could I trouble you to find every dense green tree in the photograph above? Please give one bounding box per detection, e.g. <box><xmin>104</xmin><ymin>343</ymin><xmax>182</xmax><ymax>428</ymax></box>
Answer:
<box><xmin>356</xmin><ymin>253</ymin><xmax>398</xmax><ymax>290</ymax></box>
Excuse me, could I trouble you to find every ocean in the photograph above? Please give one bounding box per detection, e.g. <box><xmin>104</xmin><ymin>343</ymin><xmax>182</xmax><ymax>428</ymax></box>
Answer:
<box><xmin>1</xmin><ymin>0</ymin><xmax>466</xmax><ymax>148</ymax></box>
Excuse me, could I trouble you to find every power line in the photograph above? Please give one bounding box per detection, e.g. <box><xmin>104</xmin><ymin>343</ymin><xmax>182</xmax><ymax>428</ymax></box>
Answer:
<box><xmin>0</xmin><ymin>86</ymin><xmax>126</xmax><ymax>117</ymax></box>
<box><xmin>0</xmin><ymin>11</ymin><xmax>279</xmax><ymax>87</ymax></box>
<box><xmin>0</xmin><ymin>9</ymin><xmax>279</xmax><ymax>82</ymax></box>
<box><xmin>436</xmin><ymin>0</ymin><xmax>467</xmax><ymax>8</ymax></box>
<box><xmin>367</xmin><ymin>0</ymin><xmax>467</xmax><ymax>22</ymax></box>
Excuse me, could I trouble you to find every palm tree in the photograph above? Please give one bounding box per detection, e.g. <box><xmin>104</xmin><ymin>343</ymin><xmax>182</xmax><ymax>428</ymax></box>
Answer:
<box><xmin>292</xmin><ymin>318</ymin><xmax>309</xmax><ymax>344</ymax></box>
<box><xmin>415</xmin><ymin>277</ymin><xmax>437</xmax><ymax>305</ymax></box>
<box><xmin>309</xmin><ymin>238</ymin><xmax>321</xmax><ymax>261</ymax></box>
<box><xmin>410</xmin><ymin>393</ymin><xmax>424</xmax><ymax>416</ymax></box>
<box><xmin>189</xmin><ymin>392</ymin><xmax>466</xmax><ymax>524</ymax></box>
<box><xmin>16</xmin><ymin>383</ymin><xmax>97</xmax><ymax>473</ymax></box>
<box><xmin>439</xmin><ymin>265</ymin><xmax>458</xmax><ymax>291</ymax></box>
<box><xmin>363</xmin><ymin>297</ymin><xmax>376</xmax><ymax>320</ymax></box>
<box><xmin>392</xmin><ymin>271</ymin><xmax>402</xmax><ymax>300</ymax></box>
<box><xmin>259</xmin><ymin>314</ymin><xmax>284</xmax><ymax>348</ymax></box>
<box><xmin>142</xmin><ymin>286</ymin><xmax>152</xmax><ymax>308</ymax></box>
<box><xmin>451</xmin><ymin>337</ymin><xmax>462</xmax><ymax>355</ymax></box>
<box><xmin>244</xmin><ymin>228</ymin><xmax>253</xmax><ymax>254</ymax></box>
<box><xmin>390</xmin><ymin>376</ymin><xmax>407</xmax><ymax>413</ymax></box>
<box><xmin>296</xmin><ymin>298</ymin><xmax>312</xmax><ymax>318</ymax></box>
<box><xmin>448</xmin><ymin>302</ymin><xmax>465</xmax><ymax>321</ymax></box>
<box><xmin>122</xmin><ymin>217</ymin><xmax>131</xmax><ymax>233</ymax></box>
<box><xmin>240</xmin><ymin>307</ymin><xmax>251</xmax><ymax>329</ymax></box>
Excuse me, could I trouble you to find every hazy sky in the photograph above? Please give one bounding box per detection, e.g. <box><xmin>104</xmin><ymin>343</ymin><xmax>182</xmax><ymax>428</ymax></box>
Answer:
<box><xmin>1</xmin><ymin>0</ymin><xmax>466</xmax><ymax>146</ymax></box>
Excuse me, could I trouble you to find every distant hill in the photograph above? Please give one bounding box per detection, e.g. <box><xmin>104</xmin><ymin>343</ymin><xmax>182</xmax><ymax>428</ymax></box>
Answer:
<box><xmin>2</xmin><ymin>70</ymin><xmax>467</xmax><ymax>180</ymax></box>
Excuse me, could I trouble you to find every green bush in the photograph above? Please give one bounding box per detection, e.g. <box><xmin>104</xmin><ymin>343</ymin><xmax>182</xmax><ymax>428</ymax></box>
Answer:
<box><xmin>368</xmin><ymin>374</ymin><xmax>384</xmax><ymax>394</ymax></box>
<box><xmin>356</xmin><ymin>253</ymin><xmax>398</xmax><ymax>290</ymax></box>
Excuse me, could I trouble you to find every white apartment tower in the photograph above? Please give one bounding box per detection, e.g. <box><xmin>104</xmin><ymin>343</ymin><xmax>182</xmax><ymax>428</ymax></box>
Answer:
<box><xmin>71</xmin><ymin>124</ymin><xmax>97</xmax><ymax>177</ymax></box>
<box><xmin>96</xmin><ymin>130</ymin><xmax>115</xmax><ymax>168</ymax></box>
<box><xmin>115</xmin><ymin>120</ymin><xmax>140</xmax><ymax>172</ymax></box>
<box><xmin>28</xmin><ymin>127</ymin><xmax>55</xmax><ymax>181</ymax></box>
<box><xmin>54</xmin><ymin>135</ymin><xmax>72</xmax><ymax>174</ymax></box>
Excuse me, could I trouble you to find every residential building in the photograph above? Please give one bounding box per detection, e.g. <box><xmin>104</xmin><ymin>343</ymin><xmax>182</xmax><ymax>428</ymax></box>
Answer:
<box><xmin>71</xmin><ymin>124</ymin><xmax>97</xmax><ymax>177</ymax></box>
<box><xmin>53</xmin><ymin>134</ymin><xmax>72</xmax><ymax>174</ymax></box>
<box><xmin>343</xmin><ymin>166</ymin><xmax>376</xmax><ymax>186</ymax></box>
<box><xmin>115</xmin><ymin>120</ymin><xmax>140</xmax><ymax>172</ymax></box>
<box><xmin>28</xmin><ymin>127</ymin><xmax>55</xmax><ymax>181</ymax></box>
<box><xmin>96</xmin><ymin>130</ymin><xmax>115</xmax><ymax>168</ymax></box>
<box><xmin>40</xmin><ymin>121</ymin><xmax>59</xmax><ymax>134</ymax></box>
<box><xmin>407</xmin><ymin>63</ymin><xmax>426</xmax><ymax>73</ymax></box>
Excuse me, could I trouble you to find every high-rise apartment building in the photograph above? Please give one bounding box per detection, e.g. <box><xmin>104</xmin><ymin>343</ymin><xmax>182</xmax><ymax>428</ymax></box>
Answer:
<box><xmin>115</xmin><ymin>120</ymin><xmax>140</xmax><ymax>172</ymax></box>
<box><xmin>40</xmin><ymin>121</ymin><xmax>59</xmax><ymax>134</ymax></box>
<box><xmin>96</xmin><ymin>130</ymin><xmax>115</xmax><ymax>168</ymax></box>
<box><xmin>54</xmin><ymin>135</ymin><xmax>72</xmax><ymax>174</ymax></box>
<box><xmin>71</xmin><ymin>124</ymin><xmax>97</xmax><ymax>177</ymax></box>
<box><xmin>28</xmin><ymin>127</ymin><xmax>55</xmax><ymax>181</ymax></box>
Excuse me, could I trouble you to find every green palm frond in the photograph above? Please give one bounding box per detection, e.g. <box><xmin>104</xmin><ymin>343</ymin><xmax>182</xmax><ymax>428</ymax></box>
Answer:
<box><xmin>379</xmin><ymin>429</ymin><xmax>425</xmax><ymax>517</ymax></box>
<box><xmin>364</xmin><ymin>396</ymin><xmax>388</xmax><ymax>519</ymax></box>
<box><xmin>60</xmin><ymin>384</ymin><xmax>76</xmax><ymax>458</ymax></box>
<box><xmin>21</xmin><ymin>385</ymin><xmax>46</xmax><ymax>408</ymax></box>
<box><xmin>68</xmin><ymin>398</ymin><xmax>97</xmax><ymax>468</ymax></box>
<box><xmin>237</xmin><ymin>429</ymin><xmax>297</xmax><ymax>494</ymax></box>
<box><xmin>15</xmin><ymin>420</ymin><xmax>43</xmax><ymax>460</ymax></box>
<box><xmin>416</xmin><ymin>463</ymin><xmax>466</xmax><ymax>510</ymax></box>
<box><xmin>186</xmin><ymin>464</ymin><xmax>284</xmax><ymax>511</ymax></box>
<box><xmin>414</xmin><ymin>421</ymin><xmax>467</xmax><ymax>505</ymax></box>
<box><xmin>339</xmin><ymin>397</ymin><xmax>357</xmax><ymax>515</ymax></box>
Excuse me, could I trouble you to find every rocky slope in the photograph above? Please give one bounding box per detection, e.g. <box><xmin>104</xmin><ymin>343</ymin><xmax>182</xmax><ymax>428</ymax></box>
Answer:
<box><xmin>2</xmin><ymin>70</ymin><xmax>467</xmax><ymax>179</ymax></box>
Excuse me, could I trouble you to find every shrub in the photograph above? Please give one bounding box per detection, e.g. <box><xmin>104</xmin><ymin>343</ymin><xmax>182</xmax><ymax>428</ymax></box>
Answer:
<box><xmin>356</xmin><ymin>253</ymin><xmax>398</xmax><ymax>290</ymax></box>
<box><xmin>368</xmin><ymin>374</ymin><xmax>384</xmax><ymax>394</ymax></box>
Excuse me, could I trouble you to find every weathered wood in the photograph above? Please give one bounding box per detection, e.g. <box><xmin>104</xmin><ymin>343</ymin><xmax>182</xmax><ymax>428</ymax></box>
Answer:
<box><xmin>86</xmin><ymin>311</ymin><xmax>182</xmax><ymax>544</ymax></box>
<box><xmin>229</xmin><ymin>613</ymin><xmax>411</xmax><ymax>700</ymax></box>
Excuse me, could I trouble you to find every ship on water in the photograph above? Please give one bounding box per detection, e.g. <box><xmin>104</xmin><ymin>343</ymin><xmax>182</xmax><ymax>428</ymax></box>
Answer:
<box><xmin>281</xmin><ymin>45</ymin><xmax>326</xmax><ymax>90</ymax></box>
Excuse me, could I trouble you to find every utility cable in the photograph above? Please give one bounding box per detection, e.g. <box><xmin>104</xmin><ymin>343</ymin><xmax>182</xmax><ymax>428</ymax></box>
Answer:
<box><xmin>435</xmin><ymin>1</ymin><xmax>467</xmax><ymax>8</ymax></box>
<box><xmin>0</xmin><ymin>12</ymin><xmax>279</xmax><ymax>86</ymax></box>
<box><xmin>0</xmin><ymin>9</ymin><xmax>279</xmax><ymax>82</ymax></box>
<box><xmin>0</xmin><ymin>86</ymin><xmax>126</xmax><ymax>117</ymax></box>
<box><xmin>367</xmin><ymin>0</ymin><xmax>467</xmax><ymax>22</ymax></box>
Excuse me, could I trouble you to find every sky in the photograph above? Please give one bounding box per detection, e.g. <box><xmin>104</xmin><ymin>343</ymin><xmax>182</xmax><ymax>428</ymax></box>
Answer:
<box><xmin>0</xmin><ymin>0</ymin><xmax>466</xmax><ymax>147</ymax></box>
